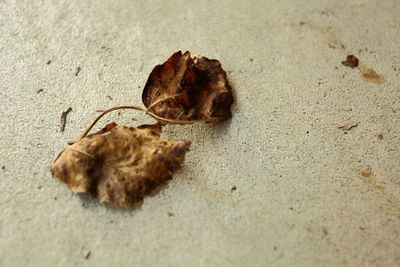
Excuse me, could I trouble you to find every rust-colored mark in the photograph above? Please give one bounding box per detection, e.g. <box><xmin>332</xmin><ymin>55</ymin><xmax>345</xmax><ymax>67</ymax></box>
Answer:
<box><xmin>359</xmin><ymin>170</ymin><xmax>372</xmax><ymax>178</ymax></box>
<box><xmin>358</xmin><ymin>170</ymin><xmax>400</xmax><ymax>221</ymax></box>
<box><xmin>376</xmin><ymin>133</ymin><xmax>384</xmax><ymax>140</ymax></box>
<box><xmin>106</xmin><ymin>95</ymin><xmax>113</xmax><ymax>100</ymax></box>
<box><xmin>360</xmin><ymin>66</ymin><xmax>384</xmax><ymax>84</ymax></box>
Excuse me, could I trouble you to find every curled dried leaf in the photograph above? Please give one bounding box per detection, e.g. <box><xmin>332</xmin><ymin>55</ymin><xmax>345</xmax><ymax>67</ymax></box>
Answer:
<box><xmin>51</xmin><ymin>123</ymin><xmax>190</xmax><ymax>207</ymax></box>
<box><xmin>142</xmin><ymin>51</ymin><xmax>234</xmax><ymax>124</ymax></box>
<box><xmin>342</xmin><ymin>55</ymin><xmax>359</xmax><ymax>68</ymax></box>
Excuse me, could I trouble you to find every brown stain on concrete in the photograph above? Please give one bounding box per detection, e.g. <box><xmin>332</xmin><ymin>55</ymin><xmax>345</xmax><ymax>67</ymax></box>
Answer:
<box><xmin>360</xmin><ymin>65</ymin><xmax>385</xmax><ymax>84</ymax></box>
<box><xmin>359</xmin><ymin>169</ymin><xmax>373</xmax><ymax>178</ymax></box>
<box><xmin>358</xmin><ymin>169</ymin><xmax>400</xmax><ymax>220</ymax></box>
<box><xmin>304</xmin><ymin>22</ymin><xmax>347</xmax><ymax>53</ymax></box>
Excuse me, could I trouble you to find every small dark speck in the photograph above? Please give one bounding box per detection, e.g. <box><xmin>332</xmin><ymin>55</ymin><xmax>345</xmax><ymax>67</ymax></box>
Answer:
<box><xmin>306</xmin><ymin>131</ymin><xmax>309</xmax><ymax>134</ymax></box>
<box><xmin>54</xmin><ymin>197</ymin><xmax>58</xmax><ymax>200</ymax></box>
<box><xmin>46</xmin><ymin>60</ymin><xmax>52</xmax><ymax>65</ymax></box>
<box><xmin>273</xmin><ymin>246</ymin><xmax>277</xmax><ymax>251</ymax></box>
<box><xmin>290</xmin><ymin>207</ymin><xmax>293</xmax><ymax>210</ymax></box>
<box><xmin>75</xmin><ymin>66</ymin><xmax>81</xmax><ymax>76</ymax></box>
<box><xmin>168</xmin><ymin>212</ymin><xmax>174</xmax><ymax>217</ymax></box>
<box><xmin>249</xmin><ymin>58</ymin><xmax>253</xmax><ymax>62</ymax></box>
<box><xmin>1</xmin><ymin>166</ymin><xmax>5</xmax><ymax>170</ymax></box>
<box><xmin>359</xmin><ymin>226</ymin><xmax>365</xmax><ymax>231</ymax></box>
<box><xmin>322</xmin><ymin>227</ymin><xmax>328</xmax><ymax>235</ymax></box>
<box><xmin>231</xmin><ymin>185</ymin><xmax>237</xmax><ymax>192</ymax></box>
<box><xmin>84</xmin><ymin>251</ymin><xmax>91</xmax><ymax>259</ymax></box>
<box><xmin>37</xmin><ymin>186</ymin><xmax>42</xmax><ymax>189</ymax></box>
<box><xmin>109</xmin><ymin>220</ymin><xmax>114</xmax><ymax>223</ymax></box>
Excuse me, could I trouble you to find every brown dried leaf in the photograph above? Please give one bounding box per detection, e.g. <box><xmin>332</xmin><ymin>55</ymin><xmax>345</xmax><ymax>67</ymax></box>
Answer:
<box><xmin>142</xmin><ymin>51</ymin><xmax>234</xmax><ymax>124</ymax></box>
<box><xmin>51</xmin><ymin>123</ymin><xmax>190</xmax><ymax>207</ymax></box>
<box><xmin>342</xmin><ymin>55</ymin><xmax>359</xmax><ymax>68</ymax></box>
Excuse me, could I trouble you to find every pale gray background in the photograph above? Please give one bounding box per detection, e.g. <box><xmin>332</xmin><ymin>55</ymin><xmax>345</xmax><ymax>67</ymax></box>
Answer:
<box><xmin>1</xmin><ymin>0</ymin><xmax>399</xmax><ymax>266</ymax></box>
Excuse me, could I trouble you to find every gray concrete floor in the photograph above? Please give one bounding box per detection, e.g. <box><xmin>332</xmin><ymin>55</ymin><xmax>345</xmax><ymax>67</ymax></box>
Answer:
<box><xmin>1</xmin><ymin>0</ymin><xmax>399</xmax><ymax>266</ymax></box>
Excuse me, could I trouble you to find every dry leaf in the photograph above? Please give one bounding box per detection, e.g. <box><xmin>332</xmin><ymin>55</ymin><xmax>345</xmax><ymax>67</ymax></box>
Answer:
<box><xmin>51</xmin><ymin>123</ymin><xmax>190</xmax><ymax>207</ymax></box>
<box><xmin>142</xmin><ymin>51</ymin><xmax>234</xmax><ymax>124</ymax></box>
<box><xmin>342</xmin><ymin>55</ymin><xmax>359</xmax><ymax>68</ymax></box>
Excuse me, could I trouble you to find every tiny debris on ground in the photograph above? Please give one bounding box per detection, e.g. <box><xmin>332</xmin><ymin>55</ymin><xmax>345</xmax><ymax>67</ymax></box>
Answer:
<box><xmin>46</xmin><ymin>60</ymin><xmax>52</xmax><ymax>65</ymax></box>
<box><xmin>359</xmin><ymin>169</ymin><xmax>372</xmax><ymax>178</ymax></box>
<box><xmin>84</xmin><ymin>251</ymin><xmax>91</xmax><ymax>259</ymax></box>
<box><xmin>342</xmin><ymin>55</ymin><xmax>359</xmax><ymax>68</ymax></box>
<box><xmin>337</xmin><ymin>122</ymin><xmax>358</xmax><ymax>131</ymax></box>
<box><xmin>36</xmin><ymin>88</ymin><xmax>44</xmax><ymax>94</ymax></box>
<box><xmin>75</xmin><ymin>66</ymin><xmax>81</xmax><ymax>76</ymax></box>
<box><xmin>60</xmin><ymin>107</ymin><xmax>72</xmax><ymax>132</ymax></box>
<box><xmin>81</xmin><ymin>246</ymin><xmax>91</xmax><ymax>259</ymax></box>
<box><xmin>106</xmin><ymin>95</ymin><xmax>113</xmax><ymax>100</ymax></box>
<box><xmin>376</xmin><ymin>133</ymin><xmax>384</xmax><ymax>140</ymax></box>
<box><xmin>231</xmin><ymin>185</ymin><xmax>237</xmax><ymax>192</ymax></box>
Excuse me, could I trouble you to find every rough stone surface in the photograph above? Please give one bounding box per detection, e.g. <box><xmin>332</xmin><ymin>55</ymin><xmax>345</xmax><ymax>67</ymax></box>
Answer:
<box><xmin>0</xmin><ymin>0</ymin><xmax>399</xmax><ymax>266</ymax></box>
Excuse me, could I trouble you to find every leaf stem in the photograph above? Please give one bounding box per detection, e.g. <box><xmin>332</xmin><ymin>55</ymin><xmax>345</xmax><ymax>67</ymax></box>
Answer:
<box><xmin>80</xmin><ymin>105</ymin><xmax>209</xmax><ymax>139</ymax></box>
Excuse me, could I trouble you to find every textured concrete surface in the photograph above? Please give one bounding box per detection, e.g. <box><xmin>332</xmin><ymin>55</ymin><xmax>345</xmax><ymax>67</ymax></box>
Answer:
<box><xmin>1</xmin><ymin>0</ymin><xmax>399</xmax><ymax>266</ymax></box>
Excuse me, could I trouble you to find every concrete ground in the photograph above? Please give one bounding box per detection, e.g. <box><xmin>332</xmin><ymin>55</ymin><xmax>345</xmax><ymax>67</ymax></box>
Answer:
<box><xmin>1</xmin><ymin>0</ymin><xmax>399</xmax><ymax>266</ymax></box>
